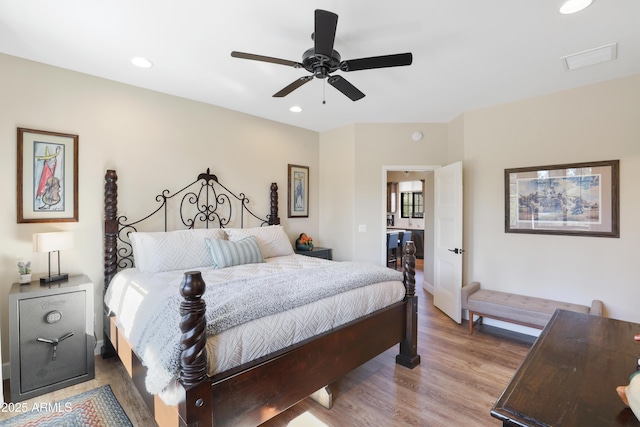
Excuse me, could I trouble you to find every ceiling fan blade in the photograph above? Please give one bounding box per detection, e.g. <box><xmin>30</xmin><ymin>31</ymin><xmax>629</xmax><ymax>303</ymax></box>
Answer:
<box><xmin>273</xmin><ymin>76</ymin><xmax>314</xmax><ymax>97</ymax></box>
<box><xmin>314</xmin><ymin>9</ymin><xmax>338</xmax><ymax>60</ymax></box>
<box><xmin>340</xmin><ymin>53</ymin><xmax>413</xmax><ymax>72</ymax></box>
<box><xmin>328</xmin><ymin>75</ymin><xmax>365</xmax><ymax>101</ymax></box>
<box><xmin>231</xmin><ymin>51</ymin><xmax>302</xmax><ymax>68</ymax></box>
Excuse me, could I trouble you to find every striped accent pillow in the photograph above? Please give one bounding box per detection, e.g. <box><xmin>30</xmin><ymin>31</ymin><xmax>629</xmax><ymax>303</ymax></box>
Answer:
<box><xmin>205</xmin><ymin>236</ymin><xmax>265</xmax><ymax>269</ymax></box>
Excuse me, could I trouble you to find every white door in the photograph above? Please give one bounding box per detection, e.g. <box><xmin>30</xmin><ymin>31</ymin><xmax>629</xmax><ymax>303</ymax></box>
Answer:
<box><xmin>433</xmin><ymin>161</ymin><xmax>463</xmax><ymax>323</ymax></box>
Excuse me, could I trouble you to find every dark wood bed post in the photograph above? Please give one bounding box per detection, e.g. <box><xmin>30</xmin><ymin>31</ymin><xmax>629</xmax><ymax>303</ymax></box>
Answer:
<box><xmin>178</xmin><ymin>271</ymin><xmax>212</xmax><ymax>427</ymax></box>
<box><xmin>104</xmin><ymin>170</ymin><xmax>119</xmax><ymax>291</ymax></box>
<box><xmin>102</xmin><ymin>169</ymin><xmax>119</xmax><ymax>358</ymax></box>
<box><xmin>396</xmin><ymin>241</ymin><xmax>421</xmax><ymax>368</ymax></box>
<box><xmin>269</xmin><ymin>182</ymin><xmax>280</xmax><ymax>225</ymax></box>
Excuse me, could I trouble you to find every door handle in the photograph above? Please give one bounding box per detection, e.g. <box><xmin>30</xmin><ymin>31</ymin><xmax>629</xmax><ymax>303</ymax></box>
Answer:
<box><xmin>447</xmin><ymin>248</ymin><xmax>465</xmax><ymax>254</ymax></box>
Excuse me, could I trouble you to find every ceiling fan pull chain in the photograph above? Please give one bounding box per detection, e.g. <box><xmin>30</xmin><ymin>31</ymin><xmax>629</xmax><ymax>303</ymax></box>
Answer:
<box><xmin>323</xmin><ymin>79</ymin><xmax>326</xmax><ymax>104</ymax></box>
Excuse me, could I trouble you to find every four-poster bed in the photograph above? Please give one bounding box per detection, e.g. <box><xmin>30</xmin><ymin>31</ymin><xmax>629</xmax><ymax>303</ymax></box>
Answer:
<box><xmin>102</xmin><ymin>168</ymin><xmax>420</xmax><ymax>427</ymax></box>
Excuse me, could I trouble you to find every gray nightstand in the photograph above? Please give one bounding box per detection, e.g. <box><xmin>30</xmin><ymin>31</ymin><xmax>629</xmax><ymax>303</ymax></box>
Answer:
<box><xmin>9</xmin><ymin>275</ymin><xmax>95</xmax><ymax>402</ymax></box>
<box><xmin>295</xmin><ymin>247</ymin><xmax>333</xmax><ymax>260</ymax></box>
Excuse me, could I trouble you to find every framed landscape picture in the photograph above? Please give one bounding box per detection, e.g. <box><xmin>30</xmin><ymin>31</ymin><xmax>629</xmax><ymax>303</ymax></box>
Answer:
<box><xmin>288</xmin><ymin>164</ymin><xmax>309</xmax><ymax>218</ymax></box>
<box><xmin>17</xmin><ymin>128</ymin><xmax>79</xmax><ymax>223</ymax></box>
<box><xmin>505</xmin><ymin>160</ymin><xmax>619</xmax><ymax>237</ymax></box>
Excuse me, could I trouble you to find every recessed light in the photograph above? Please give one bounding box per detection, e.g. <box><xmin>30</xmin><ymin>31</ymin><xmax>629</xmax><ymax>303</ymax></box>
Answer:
<box><xmin>131</xmin><ymin>57</ymin><xmax>153</xmax><ymax>68</ymax></box>
<box><xmin>289</xmin><ymin>106</ymin><xmax>303</xmax><ymax>113</ymax></box>
<box><xmin>559</xmin><ymin>0</ymin><xmax>593</xmax><ymax>14</ymax></box>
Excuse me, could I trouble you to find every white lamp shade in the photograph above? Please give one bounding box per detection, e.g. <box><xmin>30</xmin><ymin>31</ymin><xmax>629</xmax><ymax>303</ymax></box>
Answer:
<box><xmin>33</xmin><ymin>231</ymin><xmax>74</xmax><ymax>253</ymax></box>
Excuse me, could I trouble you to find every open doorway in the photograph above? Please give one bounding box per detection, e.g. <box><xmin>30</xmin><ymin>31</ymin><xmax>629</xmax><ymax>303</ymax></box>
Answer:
<box><xmin>383</xmin><ymin>166</ymin><xmax>438</xmax><ymax>293</ymax></box>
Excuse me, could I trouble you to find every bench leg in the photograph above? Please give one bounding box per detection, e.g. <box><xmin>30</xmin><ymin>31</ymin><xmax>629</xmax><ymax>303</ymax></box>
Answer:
<box><xmin>469</xmin><ymin>311</ymin><xmax>475</xmax><ymax>334</ymax></box>
<box><xmin>469</xmin><ymin>311</ymin><xmax>483</xmax><ymax>334</ymax></box>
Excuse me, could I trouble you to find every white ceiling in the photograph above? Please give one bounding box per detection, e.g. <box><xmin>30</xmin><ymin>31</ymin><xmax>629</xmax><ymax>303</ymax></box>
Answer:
<box><xmin>1</xmin><ymin>1</ymin><xmax>639</xmax><ymax>132</ymax></box>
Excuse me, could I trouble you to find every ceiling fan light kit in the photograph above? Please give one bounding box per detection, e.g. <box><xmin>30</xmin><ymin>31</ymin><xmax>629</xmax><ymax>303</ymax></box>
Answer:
<box><xmin>231</xmin><ymin>9</ymin><xmax>413</xmax><ymax>102</ymax></box>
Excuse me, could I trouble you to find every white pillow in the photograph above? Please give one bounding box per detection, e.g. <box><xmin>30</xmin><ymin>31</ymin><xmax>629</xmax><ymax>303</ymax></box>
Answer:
<box><xmin>225</xmin><ymin>225</ymin><xmax>294</xmax><ymax>258</ymax></box>
<box><xmin>130</xmin><ymin>228</ymin><xmax>226</xmax><ymax>273</ymax></box>
<box><xmin>205</xmin><ymin>236</ymin><xmax>264</xmax><ymax>269</ymax></box>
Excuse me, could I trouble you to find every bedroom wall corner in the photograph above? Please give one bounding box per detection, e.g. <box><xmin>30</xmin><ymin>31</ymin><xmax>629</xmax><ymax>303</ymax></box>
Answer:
<box><xmin>318</xmin><ymin>125</ymin><xmax>356</xmax><ymax>261</ymax></box>
<box><xmin>352</xmin><ymin>123</ymin><xmax>448</xmax><ymax>265</ymax></box>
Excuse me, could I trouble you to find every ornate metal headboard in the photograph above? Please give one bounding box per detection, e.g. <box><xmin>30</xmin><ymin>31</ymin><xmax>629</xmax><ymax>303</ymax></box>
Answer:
<box><xmin>103</xmin><ymin>168</ymin><xmax>279</xmax><ymax>292</ymax></box>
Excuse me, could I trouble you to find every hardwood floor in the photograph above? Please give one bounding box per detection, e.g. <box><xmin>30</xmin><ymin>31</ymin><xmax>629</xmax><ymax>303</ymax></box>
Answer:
<box><xmin>262</xmin><ymin>289</ymin><xmax>534</xmax><ymax>427</ymax></box>
<box><xmin>2</xmin><ymin>275</ymin><xmax>534</xmax><ymax>427</ymax></box>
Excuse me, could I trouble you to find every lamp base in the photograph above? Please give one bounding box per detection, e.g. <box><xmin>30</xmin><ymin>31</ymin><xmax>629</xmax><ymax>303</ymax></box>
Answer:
<box><xmin>40</xmin><ymin>273</ymin><xmax>69</xmax><ymax>284</ymax></box>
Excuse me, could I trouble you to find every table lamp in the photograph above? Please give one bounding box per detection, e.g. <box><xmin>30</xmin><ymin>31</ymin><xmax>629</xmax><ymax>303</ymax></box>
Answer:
<box><xmin>33</xmin><ymin>231</ymin><xmax>74</xmax><ymax>283</ymax></box>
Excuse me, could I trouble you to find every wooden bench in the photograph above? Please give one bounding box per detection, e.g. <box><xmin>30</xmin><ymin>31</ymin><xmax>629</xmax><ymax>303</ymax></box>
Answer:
<box><xmin>461</xmin><ymin>281</ymin><xmax>603</xmax><ymax>334</ymax></box>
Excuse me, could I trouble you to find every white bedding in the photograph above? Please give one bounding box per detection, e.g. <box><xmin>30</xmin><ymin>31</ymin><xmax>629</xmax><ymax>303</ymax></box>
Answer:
<box><xmin>105</xmin><ymin>254</ymin><xmax>405</xmax><ymax>404</ymax></box>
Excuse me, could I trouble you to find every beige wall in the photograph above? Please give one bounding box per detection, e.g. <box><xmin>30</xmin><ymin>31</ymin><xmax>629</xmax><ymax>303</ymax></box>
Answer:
<box><xmin>318</xmin><ymin>125</ymin><xmax>356</xmax><ymax>261</ymax></box>
<box><xmin>0</xmin><ymin>53</ymin><xmax>319</xmax><ymax>364</ymax></box>
<box><xmin>462</xmin><ymin>74</ymin><xmax>640</xmax><ymax>325</ymax></box>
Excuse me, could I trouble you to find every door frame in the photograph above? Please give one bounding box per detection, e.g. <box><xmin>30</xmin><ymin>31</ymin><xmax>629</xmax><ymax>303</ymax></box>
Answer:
<box><xmin>382</xmin><ymin>165</ymin><xmax>440</xmax><ymax>291</ymax></box>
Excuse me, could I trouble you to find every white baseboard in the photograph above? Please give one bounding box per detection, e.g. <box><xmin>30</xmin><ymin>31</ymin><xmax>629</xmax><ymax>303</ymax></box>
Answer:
<box><xmin>471</xmin><ymin>317</ymin><xmax>540</xmax><ymax>337</ymax></box>
<box><xmin>422</xmin><ymin>280</ymin><xmax>434</xmax><ymax>294</ymax></box>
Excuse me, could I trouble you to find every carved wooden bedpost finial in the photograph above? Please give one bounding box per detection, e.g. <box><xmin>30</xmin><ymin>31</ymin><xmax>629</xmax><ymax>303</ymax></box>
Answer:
<box><xmin>403</xmin><ymin>241</ymin><xmax>416</xmax><ymax>297</ymax></box>
<box><xmin>270</xmin><ymin>182</ymin><xmax>280</xmax><ymax>225</ymax></box>
<box><xmin>179</xmin><ymin>271</ymin><xmax>208</xmax><ymax>387</ymax></box>
<box><xmin>104</xmin><ymin>170</ymin><xmax>118</xmax><ymax>294</ymax></box>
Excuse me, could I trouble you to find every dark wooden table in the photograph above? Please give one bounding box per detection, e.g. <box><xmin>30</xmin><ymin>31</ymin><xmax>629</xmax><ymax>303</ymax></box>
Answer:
<box><xmin>491</xmin><ymin>309</ymin><xmax>640</xmax><ymax>426</ymax></box>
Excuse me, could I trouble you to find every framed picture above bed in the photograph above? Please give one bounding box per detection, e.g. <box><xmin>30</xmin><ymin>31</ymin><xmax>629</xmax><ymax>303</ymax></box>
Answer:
<box><xmin>505</xmin><ymin>160</ymin><xmax>619</xmax><ymax>238</ymax></box>
<box><xmin>17</xmin><ymin>128</ymin><xmax>79</xmax><ymax>223</ymax></box>
<box><xmin>288</xmin><ymin>164</ymin><xmax>309</xmax><ymax>218</ymax></box>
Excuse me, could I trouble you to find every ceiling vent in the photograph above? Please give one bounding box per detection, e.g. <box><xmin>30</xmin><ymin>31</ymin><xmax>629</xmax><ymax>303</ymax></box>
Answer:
<box><xmin>561</xmin><ymin>43</ymin><xmax>617</xmax><ymax>71</ymax></box>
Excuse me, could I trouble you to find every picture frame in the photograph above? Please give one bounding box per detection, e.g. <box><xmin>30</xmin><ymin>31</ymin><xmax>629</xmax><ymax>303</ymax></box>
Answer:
<box><xmin>287</xmin><ymin>164</ymin><xmax>309</xmax><ymax>218</ymax></box>
<box><xmin>17</xmin><ymin>128</ymin><xmax>79</xmax><ymax>223</ymax></box>
<box><xmin>505</xmin><ymin>160</ymin><xmax>619</xmax><ymax>237</ymax></box>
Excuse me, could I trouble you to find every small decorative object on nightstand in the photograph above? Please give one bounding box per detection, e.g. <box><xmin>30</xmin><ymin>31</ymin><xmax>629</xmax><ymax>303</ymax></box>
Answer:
<box><xmin>17</xmin><ymin>260</ymin><xmax>31</xmax><ymax>284</ymax></box>
<box><xmin>9</xmin><ymin>274</ymin><xmax>95</xmax><ymax>402</ymax></box>
<box><xmin>295</xmin><ymin>247</ymin><xmax>332</xmax><ymax>260</ymax></box>
<box><xmin>295</xmin><ymin>233</ymin><xmax>314</xmax><ymax>251</ymax></box>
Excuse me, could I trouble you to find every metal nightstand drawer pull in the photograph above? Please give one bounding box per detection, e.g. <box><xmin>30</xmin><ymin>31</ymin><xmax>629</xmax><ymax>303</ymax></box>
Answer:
<box><xmin>36</xmin><ymin>332</ymin><xmax>74</xmax><ymax>361</ymax></box>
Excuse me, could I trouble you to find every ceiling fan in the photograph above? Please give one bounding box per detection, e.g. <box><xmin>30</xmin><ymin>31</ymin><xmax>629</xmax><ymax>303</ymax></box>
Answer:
<box><xmin>231</xmin><ymin>9</ymin><xmax>413</xmax><ymax>101</ymax></box>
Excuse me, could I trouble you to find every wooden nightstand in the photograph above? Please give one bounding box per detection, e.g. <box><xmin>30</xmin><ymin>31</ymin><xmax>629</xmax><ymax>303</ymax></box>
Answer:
<box><xmin>295</xmin><ymin>247</ymin><xmax>333</xmax><ymax>260</ymax></box>
<box><xmin>8</xmin><ymin>275</ymin><xmax>95</xmax><ymax>402</ymax></box>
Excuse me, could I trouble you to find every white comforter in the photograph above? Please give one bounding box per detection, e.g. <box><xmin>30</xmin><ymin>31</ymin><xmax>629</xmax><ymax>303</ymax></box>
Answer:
<box><xmin>105</xmin><ymin>254</ymin><xmax>405</xmax><ymax>404</ymax></box>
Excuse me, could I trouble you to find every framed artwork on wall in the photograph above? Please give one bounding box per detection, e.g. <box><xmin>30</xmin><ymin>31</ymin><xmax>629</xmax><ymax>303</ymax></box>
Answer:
<box><xmin>287</xmin><ymin>164</ymin><xmax>309</xmax><ymax>218</ymax></box>
<box><xmin>505</xmin><ymin>160</ymin><xmax>619</xmax><ymax>237</ymax></box>
<box><xmin>17</xmin><ymin>128</ymin><xmax>79</xmax><ymax>223</ymax></box>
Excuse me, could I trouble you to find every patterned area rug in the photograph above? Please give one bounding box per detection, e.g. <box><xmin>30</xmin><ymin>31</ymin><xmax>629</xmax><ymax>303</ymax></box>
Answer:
<box><xmin>0</xmin><ymin>385</ymin><xmax>132</xmax><ymax>427</ymax></box>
